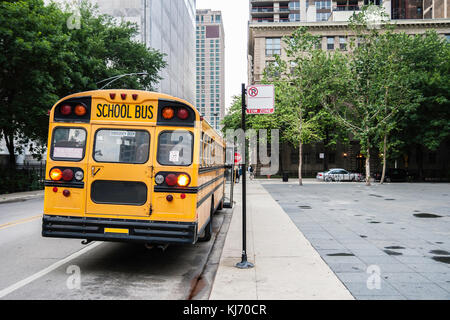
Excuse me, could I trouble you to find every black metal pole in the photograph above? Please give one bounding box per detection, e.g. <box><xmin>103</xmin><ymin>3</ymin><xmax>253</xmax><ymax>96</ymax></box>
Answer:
<box><xmin>236</xmin><ymin>83</ymin><xmax>254</xmax><ymax>269</ymax></box>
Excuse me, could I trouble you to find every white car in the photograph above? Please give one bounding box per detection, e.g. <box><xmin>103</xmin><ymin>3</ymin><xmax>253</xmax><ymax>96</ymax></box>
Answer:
<box><xmin>316</xmin><ymin>168</ymin><xmax>363</xmax><ymax>182</ymax></box>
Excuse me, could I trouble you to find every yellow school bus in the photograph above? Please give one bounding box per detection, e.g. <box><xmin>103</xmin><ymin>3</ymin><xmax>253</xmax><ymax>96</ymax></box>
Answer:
<box><xmin>42</xmin><ymin>90</ymin><xmax>225</xmax><ymax>245</ymax></box>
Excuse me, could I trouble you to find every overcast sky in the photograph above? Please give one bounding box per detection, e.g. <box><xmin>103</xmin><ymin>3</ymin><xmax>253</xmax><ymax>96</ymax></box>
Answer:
<box><xmin>196</xmin><ymin>0</ymin><xmax>249</xmax><ymax>111</ymax></box>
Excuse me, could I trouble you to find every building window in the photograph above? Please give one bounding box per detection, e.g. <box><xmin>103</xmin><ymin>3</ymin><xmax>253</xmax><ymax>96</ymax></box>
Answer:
<box><xmin>327</xmin><ymin>37</ymin><xmax>334</xmax><ymax>50</ymax></box>
<box><xmin>289</xmin><ymin>13</ymin><xmax>300</xmax><ymax>22</ymax></box>
<box><xmin>328</xmin><ymin>153</ymin><xmax>336</xmax><ymax>164</ymax></box>
<box><xmin>265</xmin><ymin>38</ymin><xmax>281</xmax><ymax>56</ymax></box>
<box><xmin>339</xmin><ymin>37</ymin><xmax>347</xmax><ymax>50</ymax></box>
<box><xmin>428</xmin><ymin>152</ymin><xmax>437</xmax><ymax>164</ymax></box>
<box><xmin>316</xmin><ymin>0</ymin><xmax>331</xmax><ymax>10</ymax></box>
<box><xmin>317</xmin><ymin>12</ymin><xmax>331</xmax><ymax>21</ymax></box>
<box><xmin>289</xmin><ymin>1</ymin><xmax>300</xmax><ymax>10</ymax></box>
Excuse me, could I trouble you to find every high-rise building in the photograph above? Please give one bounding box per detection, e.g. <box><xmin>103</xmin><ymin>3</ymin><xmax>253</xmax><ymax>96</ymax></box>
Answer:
<box><xmin>49</xmin><ymin>0</ymin><xmax>196</xmax><ymax>104</ymax></box>
<box><xmin>95</xmin><ymin>0</ymin><xmax>196</xmax><ymax>104</ymax></box>
<box><xmin>195</xmin><ymin>9</ymin><xmax>226</xmax><ymax>131</ymax></box>
<box><xmin>249</xmin><ymin>0</ymin><xmax>450</xmax><ymax>84</ymax></box>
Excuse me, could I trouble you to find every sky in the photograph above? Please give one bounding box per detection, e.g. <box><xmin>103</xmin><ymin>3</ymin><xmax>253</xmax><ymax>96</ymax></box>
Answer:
<box><xmin>195</xmin><ymin>0</ymin><xmax>249</xmax><ymax>111</ymax></box>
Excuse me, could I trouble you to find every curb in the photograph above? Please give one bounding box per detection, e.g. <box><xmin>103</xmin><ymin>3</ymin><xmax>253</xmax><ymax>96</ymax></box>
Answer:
<box><xmin>0</xmin><ymin>190</ymin><xmax>45</xmax><ymax>204</ymax></box>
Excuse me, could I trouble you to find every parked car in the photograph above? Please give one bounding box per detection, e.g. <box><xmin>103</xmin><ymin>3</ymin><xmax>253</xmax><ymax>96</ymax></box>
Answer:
<box><xmin>316</xmin><ymin>168</ymin><xmax>363</xmax><ymax>182</ymax></box>
<box><xmin>372</xmin><ymin>168</ymin><xmax>407</xmax><ymax>182</ymax></box>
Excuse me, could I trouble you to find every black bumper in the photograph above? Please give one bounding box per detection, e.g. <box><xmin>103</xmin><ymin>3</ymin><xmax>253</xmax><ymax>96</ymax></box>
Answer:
<box><xmin>42</xmin><ymin>215</ymin><xmax>197</xmax><ymax>245</ymax></box>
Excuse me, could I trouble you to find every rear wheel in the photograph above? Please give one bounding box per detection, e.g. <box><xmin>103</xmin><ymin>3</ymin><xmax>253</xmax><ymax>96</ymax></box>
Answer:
<box><xmin>198</xmin><ymin>198</ymin><xmax>214</xmax><ymax>242</ymax></box>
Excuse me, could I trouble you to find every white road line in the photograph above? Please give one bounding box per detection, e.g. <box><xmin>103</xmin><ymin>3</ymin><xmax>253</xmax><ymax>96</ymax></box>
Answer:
<box><xmin>0</xmin><ymin>241</ymin><xmax>103</xmax><ymax>298</ymax></box>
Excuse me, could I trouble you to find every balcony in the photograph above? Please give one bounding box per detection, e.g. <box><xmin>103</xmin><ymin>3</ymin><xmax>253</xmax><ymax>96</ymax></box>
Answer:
<box><xmin>251</xmin><ymin>6</ymin><xmax>275</xmax><ymax>14</ymax></box>
<box><xmin>333</xmin><ymin>5</ymin><xmax>360</xmax><ymax>11</ymax></box>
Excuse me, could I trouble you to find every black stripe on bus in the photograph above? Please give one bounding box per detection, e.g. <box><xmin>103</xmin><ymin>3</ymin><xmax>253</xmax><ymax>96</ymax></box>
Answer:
<box><xmin>154</xmin><ymin>173</ymin><xmax>225</xmax><ymax>194</ymax></box>
<box><xmin>45</xmin><ymin>180</ymin><xmax>85</xmax><ymax>189</ymax></box>
<box><xmin>196</xmin><ymin>183</ymin><xmax>224</xmax><ymax>208</ymax></box>
<box><xmin>199</xmin><ymin>165</ymin><xmax>226</xmax><ymax>174</ymax></box>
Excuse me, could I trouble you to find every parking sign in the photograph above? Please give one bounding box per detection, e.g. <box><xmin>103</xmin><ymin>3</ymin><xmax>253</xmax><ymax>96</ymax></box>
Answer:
<box><xmin>246</xmin><ymin>85</ymin><xmax>274</xmax><ymax>114</ymax></box>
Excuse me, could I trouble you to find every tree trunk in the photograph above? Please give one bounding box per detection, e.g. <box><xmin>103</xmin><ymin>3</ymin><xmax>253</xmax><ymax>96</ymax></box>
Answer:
<box><xmin>380</xmin><ymin>134</ymin><xmax>387</xmax><ymax>184</ymax></box>
<box><xmin>298</xmin><ymin>140</ymin><xmax>303</xmax><ymax>186</ymax></box>
<box><xmin>365</xmin><ymin>147</ymin><xmax>371</xmax><ymax>186</ymax></box>
<box><xmin>323</xmin><ymin>128</ymin><xmax>329</xmax><ymax>172</ymax></box>
<box><xmin>3</xmin><ymin>130</ymin><xmax>16</xmax><ymax>169</ymax></box>
<box><xmin>416</xmin><ymin>144</ymin><xmax>424</xmax><ymax>181</ymax></box>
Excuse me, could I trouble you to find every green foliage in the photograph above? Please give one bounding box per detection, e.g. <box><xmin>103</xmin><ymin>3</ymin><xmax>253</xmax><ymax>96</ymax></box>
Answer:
<box><xmin>0</xmin><ymin>167</ymin><xmax>44</xmax><ymax>194</ymax></box>
<box><xmin>0</xmin><ymin>0</ymin><xmax>167</xmax><ymax>167</ymax></box>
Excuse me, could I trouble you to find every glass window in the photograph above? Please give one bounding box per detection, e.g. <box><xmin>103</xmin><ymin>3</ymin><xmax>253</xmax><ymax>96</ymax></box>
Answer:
<box><xmin>339</xmin><ymin>37</ymin><xmax>347</xmax><ymax>50</ymax></box>
<box><xmin>94</xmin><ymin>129</ymin><xmax>150</xmax><ymax>164</ymax></box>
<box><xmin>327</xmin><ymin>37</ymin><xmax>335</xmax><ymax>50</ymax></box>
<box><xmin>266</xmin><ymin>38</ymin><xmax>281</xmax><ymax>56</ymax></box>
<box><xmin>157</xmin><ymin>131</ymin><xmax>193</xmax><ymax>166</ymax></box>
<box><xmin>51</xmin><ymin>127</ymin><xmax>87</xmax><ymax>161</ymax></box>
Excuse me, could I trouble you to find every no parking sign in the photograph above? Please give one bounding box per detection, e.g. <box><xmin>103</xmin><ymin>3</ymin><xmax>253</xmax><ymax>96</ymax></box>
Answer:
<box><xmin>246</xmin><ymin>85</ymin><xmax>275</xmax><ymax>114</ymax></box>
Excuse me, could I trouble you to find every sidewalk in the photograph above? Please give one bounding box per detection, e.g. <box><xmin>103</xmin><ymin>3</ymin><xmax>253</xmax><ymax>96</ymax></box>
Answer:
<box><xmin>210</xmin><ymin>179</ymin><xmax>354</xmax><ymax>300</ymax></box>
<box><xmin>0</xmin><ymin>190</ymin><xmax>44</xmax><ymax>204</ymax></box>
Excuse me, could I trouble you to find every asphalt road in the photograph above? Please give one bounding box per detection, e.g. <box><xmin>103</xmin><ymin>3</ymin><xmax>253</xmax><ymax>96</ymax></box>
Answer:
<box><xmin>0</xmin><ymin>197</ymin><xmax>229</xmax><ymax>300</ymax></box>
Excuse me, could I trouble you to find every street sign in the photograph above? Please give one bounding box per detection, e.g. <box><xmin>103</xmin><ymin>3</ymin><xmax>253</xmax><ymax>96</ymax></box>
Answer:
<box><xmin>246</xmin><ymin>84</ymin><xmax>274</xmax><ymax>114</ymax></box>
<box><xmin>234</xmin><ymin>152</ymin><xmax>242</xmax><ymax>164</ymax></box>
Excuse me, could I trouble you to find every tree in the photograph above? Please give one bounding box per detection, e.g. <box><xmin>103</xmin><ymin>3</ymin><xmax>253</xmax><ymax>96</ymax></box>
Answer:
<box><xmin>0</xmin><ymin>0</ymin><xmax>167</xmax><ymax>168</ymax></box>
<box><xmin>324</xmin><ymin>8</ymin><xmax>420</xmax><ymax>185</ymax></box>
<box><xmin>387</xmin><ymin>31</ymin><xmax>450</xmax><ymax>180</ymax></box>
<box><xmin>265</xmin><ymin>28</ymin><xmax>350</xmax><ymax>185</ymax></box>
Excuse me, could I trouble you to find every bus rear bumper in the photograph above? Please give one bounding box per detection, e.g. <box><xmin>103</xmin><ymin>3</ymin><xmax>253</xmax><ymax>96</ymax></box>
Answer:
<box><xmin>42</xmin><ymin>215</ymin><xmax>197</xmax><ymax>245</ymax></box>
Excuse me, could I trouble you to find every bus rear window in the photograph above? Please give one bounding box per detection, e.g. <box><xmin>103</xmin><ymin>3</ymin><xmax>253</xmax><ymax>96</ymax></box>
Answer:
<box><xmin>51</xmin><ymin>127</ymin><xmax>86</xmax><ymax>161</ymax></box>
<box><xmin>157</xmin><ymin>131</ymin><xmax>193</xmax><ymax>166</ymax></box>
<box><xmin>94</xmin><ymin>129</ymin><xmax>150</xmax><ymax>164</ymax></box>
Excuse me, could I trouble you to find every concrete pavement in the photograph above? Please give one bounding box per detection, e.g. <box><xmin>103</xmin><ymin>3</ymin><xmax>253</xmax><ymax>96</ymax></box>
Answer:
<box><xmin>210</xmin><ymin>179</ymin><xmax>354</xmax><ymax>300</ymax></box>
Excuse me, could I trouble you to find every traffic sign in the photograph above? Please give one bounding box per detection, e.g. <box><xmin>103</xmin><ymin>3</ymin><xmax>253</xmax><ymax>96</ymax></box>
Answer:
<box><xmin>234</xmin><ymin>152</ymin><xmax>242</xmax><ymax>164</ymax></box>
<box><xmin>246</xmin><ymin>84</ymin><xmax>274</xmax><ymax>114</ymax></box>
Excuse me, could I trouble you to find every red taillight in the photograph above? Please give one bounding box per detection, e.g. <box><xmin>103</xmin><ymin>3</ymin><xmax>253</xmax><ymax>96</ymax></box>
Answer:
<box><xmin>50</xmin><ymin>168</ymin><xmax>62</xmax><ymax>181</ymax></box>
<box><xmin>110</xmin><ymin>93</ymin><xmax>116</xmax><ymax>99</ymax></box>
<box><xmin>165</xmin><ymin>174</ymin><xmax>177</xmax><ymax>186</ymax></box>
<box><xmin>62</xmin><ymin>169</ymin><xmax>74</xmax><ymax>181</ymax></box>
<box><xmin>63</xmin><ymin>189</ymin><xmax>71</xmax><ymax>197</ymax></box>
<box><xmin>60</xmin><ymin>104</ymin><xmax>72</xmax><ymax>116</ymax></box>
<box><xmin>177</xmin><ymin>174</ymin><xmax>190</xmax><ymax>187</ymax></box>
<box><xmin>177</xmin><ymin>108</ymin><xmax>189</xmax><ymax>120</ymax></box>
<box><xmin>74</xmin><ymin>104</ymin><xmax>87</xmax><ymax>116</ymax></box>
<box><xmin>180</xmin><ymin>193</ymin><xmax>186</xmax><ymax>199</ymax></box>
<box><xmin>121</xmin><ymin>93</ymin><xmax>127</xmax><ymax>100</ymax></box>
<box><xmin>162</xmin><ymin>107</ymin><xmax>175</xmax><ymax>120</ymax></box>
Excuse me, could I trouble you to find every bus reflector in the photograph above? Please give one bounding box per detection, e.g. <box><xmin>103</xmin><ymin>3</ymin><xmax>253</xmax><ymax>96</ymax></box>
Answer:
<box><xmin>110</xmin><ymin>93</ymin><xmax>116</xmax><ymax>99</ymax></box>
<box><xmin>62</xmin><ymin>189</ymin><xmax>71</xmax><ymax>197</ymax></box>
<box><xmin>121</xmin><ymin>93</ymin><xmax>127</xmax><ymax>100</ymax></box>
<box><xmin>177</xmin><ymin>108</ymin><xmax>189</xmax><ymax>120</ymax></box>
<box><xmin>162</xmin><ymin>107</ymin><xmax>174</xmax><ymax>119</ymax></box>
<box><xmin>132</xmin><ymin>94</ymin><xmax>138</xmax><ymax>100</ymax></box>
<box><xmin>60</xmin><ymin>105</ymin><xmax>72</xmax><ymax>116</ymax></box>
<box><xmin>62</xmin><ymin>169</ymin><xmax>74</xmax><ymax>181</ymax></box>
<box><xmin>165</xmin><ymin>174</ymin><xmax>177</xmax><ymax>186</ymax></box>
<box><xmin>166</xmin><ymin>195</ymin><xmax>174</xmax><ymax>202</ymax></box>
<box><xmin>177</xmin><ymin>174</ymin><xmax>190</xmax><ymax>187</ymax></box>
<box><xmin>74</xmin><ymin>104</ymin><xmax>87</xmax><ymax>116</ymax></box>
<box><xmin>50</xmin><ymin>168</ymin><xmax>62</xmax><ymax>181</ymax></box>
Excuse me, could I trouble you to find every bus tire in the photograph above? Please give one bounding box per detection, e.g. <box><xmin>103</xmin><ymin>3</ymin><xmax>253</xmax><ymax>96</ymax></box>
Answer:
<box><xmin>198</xmin><ymin>198</ymin><xmax>214</xmax><ymax>242</ymax></box>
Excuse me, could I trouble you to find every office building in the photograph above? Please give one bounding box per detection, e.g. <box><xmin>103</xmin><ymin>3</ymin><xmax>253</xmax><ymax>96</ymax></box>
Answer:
<box><xmin>195</xmin><ymin>9</ymin><xmax>226</xmax><ymax>131</ymax></box>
